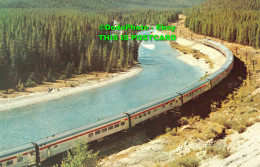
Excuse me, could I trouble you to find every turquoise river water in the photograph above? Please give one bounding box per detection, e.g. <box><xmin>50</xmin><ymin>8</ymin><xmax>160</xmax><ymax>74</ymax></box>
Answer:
<box><xmin>0</xmin><ymin>31</ymin><xmax>204</xmax><ymax>151</ymax></box>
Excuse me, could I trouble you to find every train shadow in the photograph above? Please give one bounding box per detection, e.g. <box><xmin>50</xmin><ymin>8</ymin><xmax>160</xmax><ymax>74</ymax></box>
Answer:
<box><xmin>42</xmin><ymin>56</ymin><xmax>247</xmax><ymax>166</ymax></box>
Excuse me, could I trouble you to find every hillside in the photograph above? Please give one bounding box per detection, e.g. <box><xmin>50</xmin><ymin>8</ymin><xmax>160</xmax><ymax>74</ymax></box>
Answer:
<box><xmin>0</xmin><ymin>0</ymin><xmax>184</xmax><ymax>92</ymax></box>
<box><xmin>185</xmin><ymin>0</ymin><xmax>260</xmax><ymax>48</ymax></box>
<box><xmin>200</xmin><ymin>0</ymin><xmax>260</xmax><ymax>11</ymax></box>
<box><xmin>99</xmin><ymin>15</ymin><xmax>260</xmax><ymax>167</ymax></box>
<box><xmin>0</xmin><ymin>0</ymin><xmax>205</xmax><ymax>92</ymax></box>
<box><xmin>0</xmin><ymin>0</ymin><xmax>205</xmax><ymax>11</ymax></box>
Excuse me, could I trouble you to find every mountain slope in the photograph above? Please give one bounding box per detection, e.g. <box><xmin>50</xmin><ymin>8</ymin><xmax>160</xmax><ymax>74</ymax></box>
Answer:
<box><xmin>185</xmin><ymin>0</ymin><xmax>260</xmax><ymax>48</ymax></box>
<box><xmin>0</xmin><ymin>0</ymin><xmax>205</xmax><ymax>11</ymax></box>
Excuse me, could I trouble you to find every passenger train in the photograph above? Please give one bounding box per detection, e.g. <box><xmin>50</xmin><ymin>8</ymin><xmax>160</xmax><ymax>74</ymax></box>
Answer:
<box><xmin>0</xmin><ymin>39</ymin><xmax>234</xmax><ymax>167</ymax></box>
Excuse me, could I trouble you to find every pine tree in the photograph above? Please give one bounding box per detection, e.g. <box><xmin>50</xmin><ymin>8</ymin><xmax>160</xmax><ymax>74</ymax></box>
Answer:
<box><xmin>102</xmin><ymin>45</ymin><xmax>108</xmax><ymax>70</ymax></box>
<box><xmin>0</xmin><ymin>22</ymin><xmax>9</xmax><ymax>89</ymax></box>
<box><xmin>256</xmin><ymin>27</ymin><xmax>260</xmax><ymax>48</ymax></box>
<box><xmin>66</xmin><ymin>62</ymin><xmax>72</xmax><ymax>78</ymax></box>
<box><xmin>88</xmin><ymin>40</ymin><xmax>97</xmax><ymax>71</ymax></box>
<box><xmin>119</xmin><ymin>47</ymin><xmax>125</xmax><ymax>69</ymax></box>
<box><xmin>78</xmin><ymin>54</ymin><xmax>84</xmax><ymax>74</ymax></box>
<box><xmin>97</xmin><ymin>46</ymin><xmax>103</xmax><ymax>71</ymax></box>
<box><xmin>61</xmin><ymin>141</ymin><xmax>98</xmax><ymax>167</ymax></box>
<box><xmin>241</xmin><ymin>25</ymin><xmax>249</xmax><ymax>45</ymax></box>
<box><xmin>249</xmin><ymin>24</ymin><xmax>257</xmax><ymax>47</ymax></box>
<box><xmin>132</xmin><ymin>39</ymin><xmax>139</xmax><ymax>61</ymax></box>
<box><xmin>46</xmin><ymin>68</ymin><xmax>54</xmax><ymax>82</ymax></box>
<box><xmin>226</xmin><ymin>26</ymin><xmax>233</xmax><ymax>42</ymax></box>
<box><xmin>26</xmin><ymin>75</ymin><xmax>36</xmax><ymax>87</ymax></box>
<box><xmin>107</xmin><ymin>47</ymin><xmax>114</xmax><ymax>73</ymax></box>
<box><xmin>32</xmin><ymin>28</ymin><xmax>40</xmax><ymax>73</ymax></box>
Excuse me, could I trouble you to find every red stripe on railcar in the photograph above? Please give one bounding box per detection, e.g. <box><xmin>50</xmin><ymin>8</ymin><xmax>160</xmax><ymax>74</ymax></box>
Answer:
<box><xmin>131</xmin><ymin>99</ymin><xmax>176</xmax><ymax>118</ymax></box>
<box><xmin>40</xmin><ymin>121</ymin><xmax>121</xmax><ymax>150</ymax></box>
<box><xmin>1</xmin><ymin>115</ymin><xmax>122</xmax><ymax>163</ymax></box>
<box><xmin>0</xmin><ymin>156</ymin><xmax>17</xmax><ymax>163</ymax></box>
<box><xmin>183</xmin><ymin>84</ymin><xmax>207</xmax><ymax>97</ymax></box>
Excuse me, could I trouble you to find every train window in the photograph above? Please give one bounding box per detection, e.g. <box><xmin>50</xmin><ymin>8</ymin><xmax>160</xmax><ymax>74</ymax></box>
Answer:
<box><xmin>102</xmin><ymin>128</ymin><xmax>107</xmax><ymax>132</ymax></box>
<box><xmin>88</xmin><ymin>133</ymin><xmax>93</xmax><ymax>137</ymax></box>
<box><xmin>95</xmin><ymin>130</ymin><xmax>101</xmax><ymax>135</ymax></box>
<box><xmin>121</xmin><ymin>122</ymin><xmax>125</xmax><ymax>126</ymax></box>
<box><xmin>148</xmin><ymin>111</ymin><xmax>150</xmax><ymax>115</ymax></box>
<box><xmin>163</xmin><ymin>105</ymin><xmax>165</xmax><ymax>108</ymax></box>
<box><xmin>7</xmin><ymin>160</ymin><xmax>13</xmax><ymax>166</ymax></box>
<box><xmin>114</xmin><ymin>124</ymin><xmax>119</xmax><ymax>128</ymax></box>
<box><xmin>17</xmin><ymin>156</ymin><xmax>23</xmax><ymax>162</ymax></box>
<box><xmin>170</xmin><ymin>102</ymin><xmax>172</xmax><ymax>105</ymax></box>
<box><xmin>54</xmin><ymin>145</ymin><xmax>58</xmax><ymax>149</ymax></box>
<box><xmin>139</xmin><ymin>115</ymin><xmax>142</xmax><ymax>118</ymax></box>
<box><xmin>176</xmin><ymin>100</ymin><xmax>178</xmax><ymax>103</ymax></box>
<box><xmin>108</xmin><ymin>126</ymin><xmax>113</xmax><ymax>130</ymax></box>
<box><xmin>143</xmin><ymin>113</ymin><xmax>146</xmax><ymax>116</ymax></box>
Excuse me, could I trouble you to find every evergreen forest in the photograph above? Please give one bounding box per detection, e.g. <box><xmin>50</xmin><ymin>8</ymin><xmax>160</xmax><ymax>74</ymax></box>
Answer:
<box><xmin>0</xmin><ymin>0</ymin><xmax>200</xmax><ymax>89</ymax></box>
<box><xmin>185</xmin><ymin>0</ymin><xmax>260</xmax><ymax>48</ymax></box>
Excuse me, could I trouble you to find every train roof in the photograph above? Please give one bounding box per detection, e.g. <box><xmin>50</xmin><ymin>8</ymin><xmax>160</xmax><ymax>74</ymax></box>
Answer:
<box><xmin>0</xmin><ymin>143</ymin><xmax>34</xmax><ymax>160</ymax></box>
<box><xmin>177</xmin><ymin>79</ymin><xmax>209</xmax><ymax>95</ymax></box>
<box><xmin>36</xmin><ymin>93</ymin><xmax>182</xmax><ymax>147</ymax></box>
<box><xmin>204</xmin><ymin>39</ymin><xmax>234</xmax><ymax>61</ymax></box>
<box><xmin>206</xmin><ymin>68</ymin><xmax>226</xmax><ymax>80</ymax></box>
<box><xmin>226</xmin><ymin>52</ymin><xmax>234</xmax><ymax>61</ymax></box>
<box><xmin>221</xmin><ymin>60</ymin><xmax>233</xmax><ymax>69</ymax></box>
<box><xmin>127</xmin><ymin>93</ymin><xmax>180</xmax><ymax>115</ymax></box>
<box><xmin>35</xmin><ymin>113</ymin><xmax>127</xmax><ymax>147</ymax></box>
<box><xmin>0</xmin><ymin>113</ymin><xmax>127</xmax><ymax>157</ymax></box>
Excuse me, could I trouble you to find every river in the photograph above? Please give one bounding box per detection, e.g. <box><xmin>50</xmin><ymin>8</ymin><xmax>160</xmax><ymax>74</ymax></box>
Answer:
<box><xmin>0</xmin><ymin>30</ymin><xmax>204</xmax><ymax>151</ymax></box>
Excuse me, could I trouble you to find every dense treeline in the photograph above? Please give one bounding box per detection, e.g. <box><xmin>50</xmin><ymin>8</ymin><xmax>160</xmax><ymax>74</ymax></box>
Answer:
<box><xmin>0</xmin><ymin>0</ymin><xmax>182</xmax><ymax>90</ymax></box>
<box><xmin>199</xmin><ymin>0</ymin><xmax>260</xmax><ymax>11</ymax></box>
<box><xmin>119</xmin><ymin>11</ymin><xmax>179</xmax><ymax>25</ymax></box>
<box><xmin>0</xmin><ymin>10</ymin><xmax>132</xmax><ymax>89</ymax></box>
<box><xmin>0</xmin><ymin>0</ymin><xmax>205</xmax><ymax>11</ymax></box>
<box><xmin>0</xmin><ymin>9</ymin><xmax>179</xmax><ymax>90</ymax></box>
<box><xmin>185</xmin><ymin>0</ymin><xmax>260</xmax><ymax>48</ymax></box>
